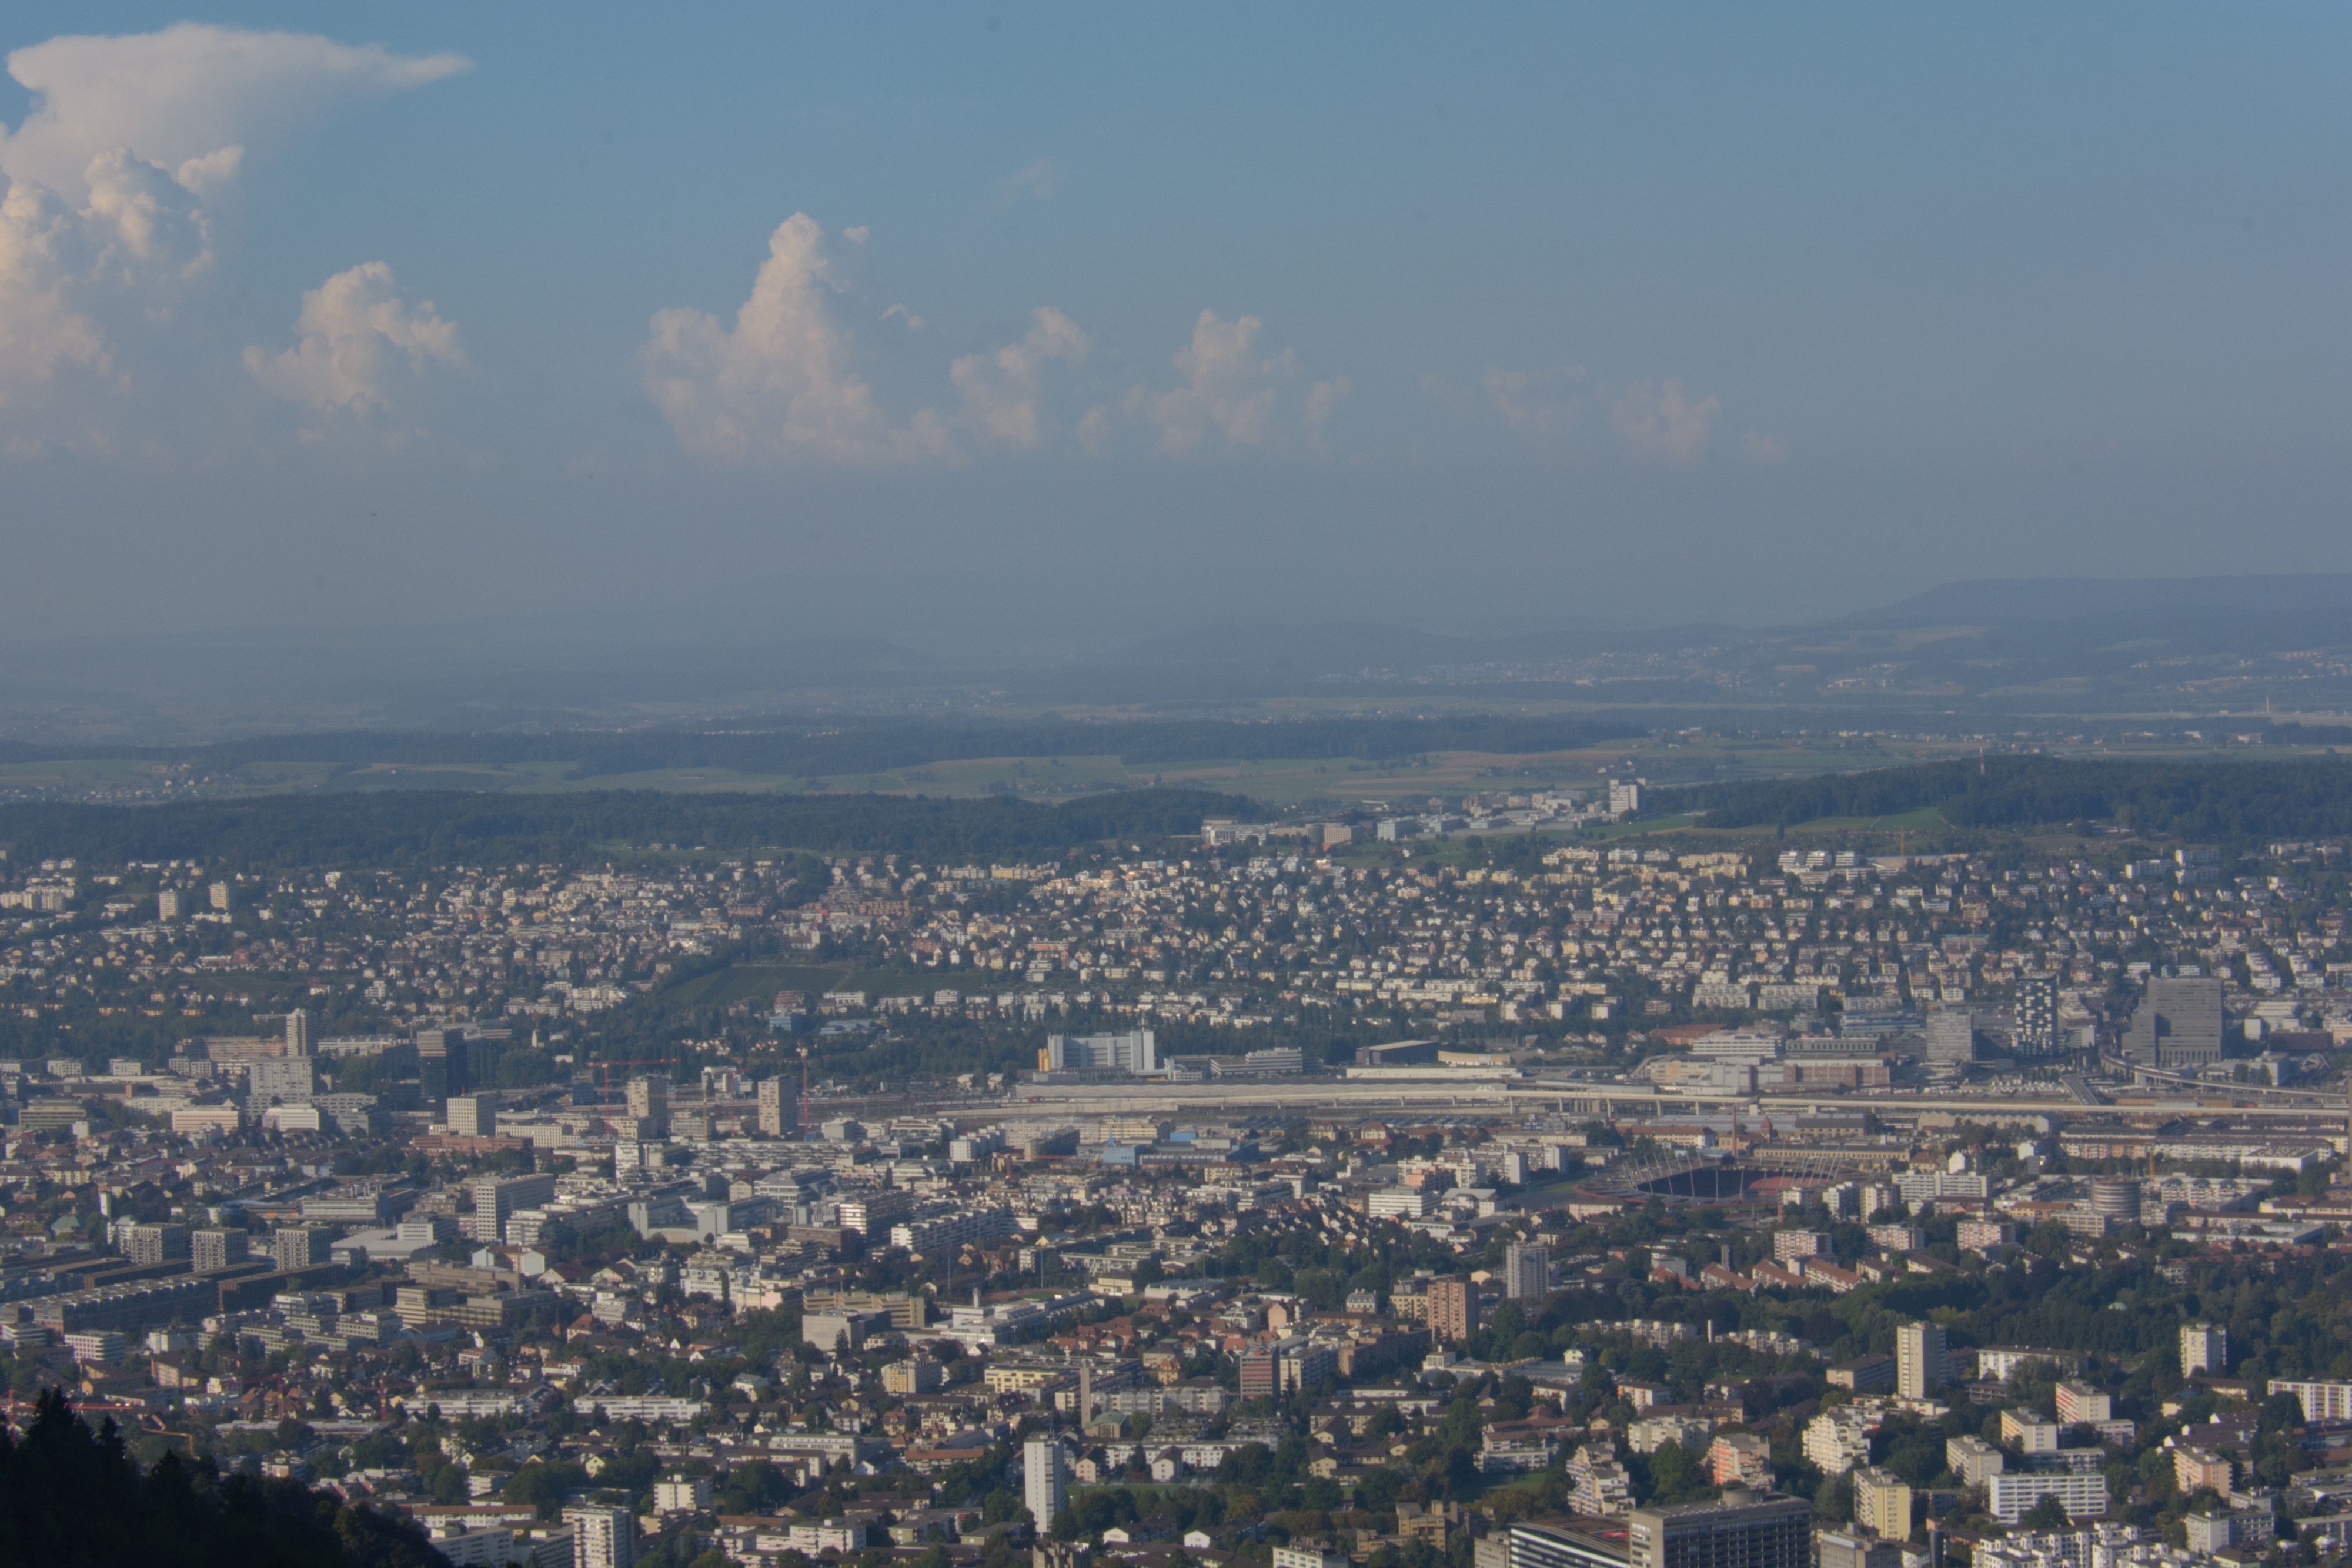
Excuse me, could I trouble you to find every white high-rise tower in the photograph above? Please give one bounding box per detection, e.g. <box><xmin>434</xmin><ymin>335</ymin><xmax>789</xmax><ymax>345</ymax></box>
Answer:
<box><xmin>1024</xmin><ymin>1437</ymin><xmax>1067</xmax><ymax>1529</ymax></box>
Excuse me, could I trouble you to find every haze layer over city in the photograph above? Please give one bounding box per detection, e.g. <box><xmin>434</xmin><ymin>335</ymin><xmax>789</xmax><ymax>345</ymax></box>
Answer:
<box><xmin>5</xmin><ymin>15</ymin><xmax>2352</xmax><ymax>1568</ymax></box>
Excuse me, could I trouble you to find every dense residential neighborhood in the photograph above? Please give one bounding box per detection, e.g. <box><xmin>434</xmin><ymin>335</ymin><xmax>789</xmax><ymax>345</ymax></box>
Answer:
<box><xmin>10</xmin><ymin>810</ymin><xmax>2352</xmax><ymax>1568</ymax></box>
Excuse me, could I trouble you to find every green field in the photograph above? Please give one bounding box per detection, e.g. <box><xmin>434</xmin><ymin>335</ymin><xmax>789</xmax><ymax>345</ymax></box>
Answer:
<box><xmin>663</xmin><ymin>962</ymin><xmax>927</xmax><ymax>1010</ymax></box>
<box><xmin>11</xmin><ymin>726</ymin><xmax>2349</xmax><ymax>815</ymax></box>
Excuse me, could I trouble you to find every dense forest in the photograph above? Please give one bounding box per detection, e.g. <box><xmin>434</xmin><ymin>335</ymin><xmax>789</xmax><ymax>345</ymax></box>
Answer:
<box><xmin>0</xmin><ymin>787</ymin><xmax>1258</xmax><ymax>869</ymax></box>
<box><xmin>0</xmin><ymin>1389</ymin><xmax>450</xmax><ymax>1568</ymax></box>
<box><xmin>0</xmin><ymin>715</ymin><xmax>1645</xmax><ymax>778</ymax></box>
<box><xmin>1671</xmin><ymin>755</ymin><xmax>2352</xmax><ymax>840</ymax></box>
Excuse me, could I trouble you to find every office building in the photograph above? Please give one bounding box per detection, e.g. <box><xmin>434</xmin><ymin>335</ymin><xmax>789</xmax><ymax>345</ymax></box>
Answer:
<box><xmin>192</xmin><ymin>1228</ymin><xmax>249</xmax><ymax>1273</ymax></box>
<box><xmin>1239</xmin><ymin>1346</ymin><xmax>1279</xmax><ymax>1401</ymax></box>
<box><xmin>249</xmin><ymin>1055</ymin><xmax>316</xmax><ymax>1104</ymax></box>
<box><xmin>1024</xmin><ymin>1437</ymin><xmax>1067</xmax><ymax>1528</ymax></box>
<box><xmin>122</xmin><ymin>1223</ymin><xmax>189</xmax><ymax>1267</ymax></box>
<box><xmin>1505</xmin><ymin>1243</ymin><xmax>1551</xmax><ymax>1301</ymax></box>
<box><xmin>2181</xmin><ymin>1323</ymin><xmax>2227</xmax><ymax>1377</ymax></box>
<box><xmin>417</xmin><ymin>1029</ymin><xmax>469</xmax><ymax>1109</ymax></box>
<box><xmin>2086</xmin><ymin>1179</ymin><xmax>2139</xmax><ymax>1226</ymax></box>
<box><xmin>1853</xmin><ymin>1468</ymin><xmax>1911</xmax><ymax>1542</ymax></box>
<box><xmin>1510</xmin><ymin>1524</ymin><xmax>1643</xmax><ymax>1568</ymax></box>
<box><xmin>1896</xmin><ymin>1320</ymin><xmax>1946</xmax><ymax>1399</ymax></box>
<box><xmin>1041</xmin><ymin>1029</ymin><xmax>1158</xmax><ymax>1075</ymax></box>
<box><xmin>835</xmin><ymin>1191</ymin><xmax>914</xmax><ymax>1236</ymax></box>
<box><xmin>208</xmin><ymin>881</ymin><xmax>232</xmax><ymax>912</ymax></box>
<box><xmin>627</xmin><ymin>1074</ymin><xmax>670</xmax><ymax>1139</ymax></box>
<box><xmin>156</xmin><ymin>889</ymin><xmax>181</xmax><ymax>920</ymax></box>
<box><xmin>1628</xmin><ymin>1490</ymin><xmax>1811</xmax><ymax>1568</ymax></box>
<box><xmin>2016</xmin><ymin>977</ymin><xmax>2058</xmax><ymax>1055</ymax></box>
<box><xmin>1817</xmin><ymin>1532</ymin><xmax>1903</xmax><ymax>1568</ymax></box>
<box><xmin>1428</xmin><ymin>1278</ymin><xmax>1479</xmax><ymax>1342</ymax></box>
<box><xmin>1923</xmin><ymin>1010</ymin><xmax>1975</xmax><ymax>1068</ymax></box>
<box><xmin>272</xmin><ymin>1228</ymin><xmax>332</xmax><ymax>1271</ymax></box>
<box><xmin>445</xmin><ymin>1095</ymin><xmax>497</xmax><ymax>1137</ymax></box>
<box><xmin>467</xmin><ymin>1172</ymin><xmax>557</xmax><ymax>1243</ymax></box>
<box><xmin>757</xmin><ymin>1076</ymin><xmax>792</xmax><ymax>1137</ymax></box>
<box><xmin>565</xmin><ymin>1506</ymin><xmax>636</xmax><ymax>1568</ymax></box>
<box><xmin>1369</xmin><ymin>1188</ymin><xmax>1432</xmax><ymax>1219</ymax></box>
<box><xmin>285</xmin><ymin>1008</ymin><xmax>313</xmax><ymax>1056</ymax></box>
<box><xmin>2124</xmin><ymin>978</ymin><xmax>2224</xmax><ymax>1069</ymax></box>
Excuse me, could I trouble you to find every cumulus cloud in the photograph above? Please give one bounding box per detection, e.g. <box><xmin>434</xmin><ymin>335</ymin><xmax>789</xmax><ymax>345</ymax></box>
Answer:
<box><xmin>243</xmin><ymin>262</ymin><xmax>465</xmax><ymax>413</ymax></box>
<box><xmin>1125</xmin><ymin>310</ymin><xmax>1347</xmax><ymax>457</ymax></box>
<box><xmin>642</xmin><ymin>212</ymin><xmax>906</xmax><ymax>462</ymax></box>
<box><xmin>1482</xmin><ymin>363</ymin><xmax>1586</xmax><ymax>434</ymax></box>
<box><xmin>0</xmin><ymin>182</ymin><xmax>112</xmax><ymax>413</ymax></box>
<box><xmin>1609</xmin><ymin>377</ymin><xmax>1719</xmax><ymax>465</ymax></box>
<box><xmin>645</xmin><ymin>217</ymin><xmax>1348</xmax><ymax>464</ymax></box>
<box><xmin>1742</xmin><ymin>431</ymin><xmax>1789</xmax><ymax>464</ymax></box>
<box><xmin>644</xmin><ymin>216</ymin><xmax>1084</xmax><ymax>464</ymax></box>
<box><xmin>949</xmin><ymin>307</ymin><xmax>1090</xmax><ymax>447</ymax></box>
<box><xmin>0</xmin><ymin>23</ymin><xmax>469</xmax><ymax>204</ymax></box>
<box><xmin>0</xmin><ymin>24</ymin><xmax>466</xmax><ymax>454</ymax></box>
<box><xmin>0</xmin><ymin>149</ymin><xmax>215</xmax><ymax>449</ymax></box>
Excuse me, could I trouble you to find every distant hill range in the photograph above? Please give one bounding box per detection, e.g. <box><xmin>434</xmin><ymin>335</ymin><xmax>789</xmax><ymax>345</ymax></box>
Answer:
<box><xmin>0</xmin><ymin>572</ymin><xmax>2348</xmax><ymax>738</ymax></box>
<box><xmin>1860</xmin><ymin>573</ymin><xmax>2352</xmax><ymax>624</ymax></box>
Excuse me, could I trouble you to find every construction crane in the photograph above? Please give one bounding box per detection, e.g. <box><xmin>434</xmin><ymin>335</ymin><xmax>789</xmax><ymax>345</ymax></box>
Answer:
<box><xmin>593</xmin><ymin>1057</ymin><xmax>676</xmax><ymax>1104</ymax></box>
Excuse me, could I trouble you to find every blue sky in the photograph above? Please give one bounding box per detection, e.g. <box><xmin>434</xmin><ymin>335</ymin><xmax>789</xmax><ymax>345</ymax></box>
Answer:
<box><xmin>0</xmin><ymin>5</ymin><xmax>2346</xmax><ymax>645</ymax></box>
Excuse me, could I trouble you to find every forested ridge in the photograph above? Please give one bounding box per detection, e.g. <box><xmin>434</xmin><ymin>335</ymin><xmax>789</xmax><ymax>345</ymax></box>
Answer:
<box><xmin>0</xmin><ymin>1389</ymin><xmax>448</xmax><ymax>1568</ymax></box>
<box><xmin>0</xmin><ymin>714</ymin><xmax>1643</xmax><ymax>778</ymax></box>
<box><xmin>1673</xmin><ymin>755</ymin><xmax>2352</xmax><ymax>840</ymax></box>
<box><xmin>0</xmin><ymin>786</ymin><xmax>1258</xmax><ymax>868</ymax></box>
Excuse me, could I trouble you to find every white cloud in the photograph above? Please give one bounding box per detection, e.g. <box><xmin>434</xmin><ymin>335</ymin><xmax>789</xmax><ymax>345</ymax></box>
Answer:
<box><xmin>1610</xmin><ymin>377</ymin><xmax>1719</xmax><ymax>465</ymax></box>
<box><xmin>1304</xmin><ymin>375</ymin><xmax>1352</xmax><ymax>457</ymax></box>
<box><xmin>0</xmin><ymin>23</ymin><xmax>469</xmax><ymax>204</ymax></box>
<box><xmin>0</xmin><ymin>24</ymin><xmax>466</xmax><ymax>456</ymax></box>
<box><xmin>0</xmin><ymin>180</ymin><xmax>112</xmax><ymax>416</ymax></box>
<box><xmin>1742</xmin><ymin>431</ymin><xmax>1789</xmax><ymax>464</ymax></box>
<box><xmin>642</xmin><ymin>212</ymin><xmax>903</xmax><ymax>462</ymax></box>
<box><xmin>949</xmin><ymin>307</ymin><xmax>1090</xmax><ymax>447</ymax></box>
<box><xmin>644</xmin><ymin>216</ymin><xmax>1095</xmax><ymax>464</ymax></box>
<box><xmin>1130</xmin><ymin>310</ymin><xmax>1341</xmax><ymax>457</ymax></box>
<box><xmin>646</xmin><ymin>218</ymin><xmax>1348</xmax><ymax>465</ymax></box>
<box><xmin>1007</xmin><ymin>159</ymin><xmax>1059</xmax><ymax>200</ymax></box>
<box><xmin>243</xmin><ymin>261</ymin><xmax>465</xmax><ymax>413</ymax></box>
<box><xmin>1483</xmin><ymin>363</ymin><xmax>1586</xmax><ymax>434</ymax></box>
<box><xmin>80</xmin><ymin>149</ymin><xmax>213</xmax><ymax>280</ymax></box>
<box><xmin>0</xmin><ymin>150</ymin><xmax>215</xmax><ymax>451</ymax></box>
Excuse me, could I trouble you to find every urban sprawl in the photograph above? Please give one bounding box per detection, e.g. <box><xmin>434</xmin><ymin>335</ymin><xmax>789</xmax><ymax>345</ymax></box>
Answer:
<box><xmin>10</xmin><ymin>808</ymin><xmax>2352</xmax><ymax>1568</ymax></box>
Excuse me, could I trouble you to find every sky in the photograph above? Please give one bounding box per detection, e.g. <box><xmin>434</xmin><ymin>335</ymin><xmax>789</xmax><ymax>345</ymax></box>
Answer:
<box><xmin>0</xmin><ymin>5</ymin><xmax>2347</xmax><ymax>652</ymax></box>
